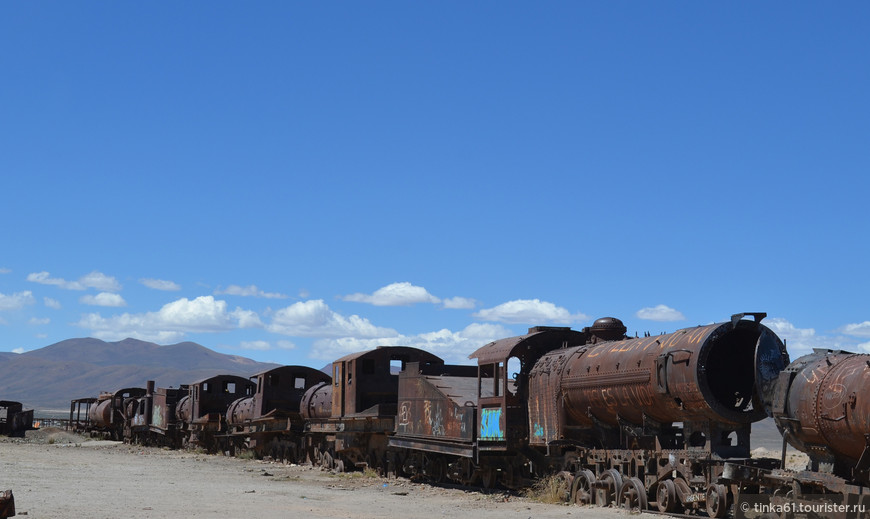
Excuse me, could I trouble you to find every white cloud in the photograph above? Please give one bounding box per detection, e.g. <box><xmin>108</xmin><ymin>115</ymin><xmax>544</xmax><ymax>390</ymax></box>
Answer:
<box><xmin>268</xmin><ymin>299</ymin><xmax>396</xmax><ymax>338</ymax></box>
<box><xmin>0</xmin><ymin>291</ymin><xmax>36</xmax><ymax>311</ymax></box>
<box><xmin>840</xmin><ymin>321</ymin><xmax>870</xmax><ymax>338</ymax></box>
<box><xmin>81</xmin><ymin>292</ymin><xmax>127</xmax><ymax>307</ymax></box>
<box><xmin>76</xmin><ymin>295</ymin><xmax>262</xmax><ymax>343</ymax></box>
<box><xmin>28</xmin><ymin>317</ymin><xmax>50</xmax><ymax>325</ymax></box>
<box><xmin>308</xmin><ymin>322</ymin><xmax>513</xmax><ymax>364</ymax></box>
<box><xmin>240</xmin><ymin>339</ymin><xmax>297</xmax><ymax>351</ymax></box>
<box><xmin>762</xmin><ymin>317</ymin><xmax>836</xmax><ymax>356</ymax></box>
<box><xmin>442</xmin><ymin>297</ymin><xmax>476</xmax><ymax>309</ymax></box>
<box><xmin>474</xmin><ymin>299</ymin><xmax>588</xmax><ymax>325</ymax></box>
<box><xmin>27</xmin><ymin>271</ymin><xmax>121</xmax><ymax>292</ymax></box>
<box><xmin>240</xmin><ymin>340</ymin><xmax>272</xmax><ymax>351</ymax></box>
<box><xmin>343</xmin><ymin>282</ymin><xmax>441</xmax><ymax>306</ymax></box>
<box><xmin>11</xmin><ymin>348</ymin><xmax>24</xmax><ymax>354</ymax></box>
<box><xmin>0</xmin><ymin>268</ymin><xmax>10</xmax><ymax>274</ymax></box>
<box><xmin>140</xmin><ymin>278</ymin><xmax>181</xmax><ymax>291</ymax></box>
<box><xmin>215</xmin><ymin>284</ymin><xmax>287</xmax><ymax>299</ymax></box>
<box><xmin>636</xmin><ymin>304</ymin><xmax>686</xmax><ymax>322</ymax></box>
<box><xmin>44</xmin><ymin>297</ymin><xmax>61</xmax><ymax>309</ymax></box>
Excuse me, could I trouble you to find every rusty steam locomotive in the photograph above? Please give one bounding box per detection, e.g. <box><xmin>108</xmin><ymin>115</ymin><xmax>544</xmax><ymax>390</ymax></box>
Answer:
<box><xmin>65</xmin><ymin>312</ymin><xmax>870</xmax><ymax>518</ymax></box>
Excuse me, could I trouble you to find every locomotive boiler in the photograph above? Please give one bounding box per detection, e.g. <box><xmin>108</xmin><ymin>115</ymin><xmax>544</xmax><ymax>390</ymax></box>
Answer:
<box><xmin>771</xmin><ymin>349</ymin><xmax>870</xmax><ymax>483</ymax></box>
<box><xmin>529</xmin><ymin>313</ymin><xmax>789</xmax><ymax>456</ymax></box>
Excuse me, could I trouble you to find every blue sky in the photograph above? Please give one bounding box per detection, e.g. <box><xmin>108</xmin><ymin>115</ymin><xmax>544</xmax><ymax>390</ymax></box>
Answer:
<box><xmin>2</xmin><ymin>3</ymin><xmax>868</xmax><ymax>366</ymax></box>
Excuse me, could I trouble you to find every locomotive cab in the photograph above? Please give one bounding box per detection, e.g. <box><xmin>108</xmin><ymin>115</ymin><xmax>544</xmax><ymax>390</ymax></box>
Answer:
<box><xmin>470</xmin><ymin>326</ymin><xmax>587</xmax><ymax>452</ymax></box>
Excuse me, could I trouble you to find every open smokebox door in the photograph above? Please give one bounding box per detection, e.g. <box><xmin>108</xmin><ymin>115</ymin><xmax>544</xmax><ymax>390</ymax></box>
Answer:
<box><xmin>753</xmin><ymin>325</ymin><xmax>790</xmax><ymax>417</ymax></box>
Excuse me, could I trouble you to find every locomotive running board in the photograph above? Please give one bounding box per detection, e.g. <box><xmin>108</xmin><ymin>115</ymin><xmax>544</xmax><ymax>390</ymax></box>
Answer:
<box><xmin>389</xmin><ymin>437</ymin><xmax>474</xmax><ymax>458</ymax></box>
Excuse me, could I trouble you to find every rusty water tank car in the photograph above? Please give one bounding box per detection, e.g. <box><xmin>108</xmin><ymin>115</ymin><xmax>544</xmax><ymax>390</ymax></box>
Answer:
<box><xmin>176</xmin><ymin>374</ymin><xmax>255</xmax><ymax>451</ymax></box>
<box><xmin>304</xmin><ymin>346</ymin><xmax>443</xmax><ymax>472</ymax></box>
<box><xmin>224</xmin><ymin>365</ymin><xmax>330</xmax><ymax>460</ymax></box>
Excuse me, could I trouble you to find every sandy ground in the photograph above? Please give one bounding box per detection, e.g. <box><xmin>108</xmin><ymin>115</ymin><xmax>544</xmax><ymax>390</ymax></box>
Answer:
<box><xmin>0</xmin><ymin>428</ymin><xmax>635</xmax><ymax>519</ymax></box>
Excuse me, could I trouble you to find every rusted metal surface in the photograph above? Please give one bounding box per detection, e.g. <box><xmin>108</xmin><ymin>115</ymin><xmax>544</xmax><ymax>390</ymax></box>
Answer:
<box><xmin>469</xmin><ymin>326</ymin><xmax>586</xmax><ymax>366</ymax></box>
<box><xmin>224</xmin><ymin>366</ymin><xmax>331</xmax><ymax>455</ymax></box>
<box><xmin>330</xmin><ymin>346</ymin><xmax>443</xmax><ymax>418</ymax></box>
<box><xmin>300</xmin><ymin>382</ymin><xmax>332</xmax><ymax>420</ymax></box>
<box><xmin>67</xmin><ymin>397</ymin><xmax>96</xmax><ymax>433</ymax></box>
<box><xmin>226</xmin><ymin>365</ymin><xmax>330</xmax><ymax>426</ymax></box>
<box><xmin>471</xmin><ymin>326</ymin><xmax>593</xmax><ymax>452</ymax></box>
<box><xmin>127</xmin><ymin>382</ymin><xmax>187</xmax><ymax>447</ymax></box>
<box><xmin>772</xmin><ymin>349</ymin><xmax>870</xmax><ymax>483</ymax></box>
<box><xmin>0</xmin><ymin>490</ymin><xmax>13</xmax><ymax>518</ymax></box>
<box><xmin>83</xmin><ymin>387</ymin><xmax>146</xmax><ymax>440</ymax></box>
<box><xmin>393</xmin><ymin>362</ymin><xmax>478</xmax><ymax>452</ymax></box>
<box><xmin>0</xmin><ymin>401</ymin><xmax>34</xmax><ymax>437</ymax></box>
<box><xmin>526</xmin><ymin>315</ymin><xmax>789</xmax><ymax>454</ymax></box>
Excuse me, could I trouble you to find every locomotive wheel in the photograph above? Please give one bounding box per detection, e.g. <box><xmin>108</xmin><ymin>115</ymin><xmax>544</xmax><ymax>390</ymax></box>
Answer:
<box><xmin>618</xmin><ymin>477</ymin><xmax>648</xmax><ymax>512</ymax></box>
<box><xmin>427</xmin><ymin>457</ymin><xmax>446</xmax><ymax>483</ymax></box>
<box><xmin>656</xmin><ymin>479</ymin><xmax>678</xmax><ymax>513</ymax></box>
<box><xmin>705</xmin><ymin>483</ymin><xmax>728</xmax><ymax>518</ymax></box>
<box><xmin>480</xmin><ymin>468</ymin><xmax>498</xmax><ymax>489</ymax></box>
<box><xmin>596</xmin><ymin>469</ymin><xmax>623</xmax><ymax>506</ymax></box>
<box><xmin>571</xmin><ymin>469</ymin><xmax>595</xmax><ymax>505</ymax></box>
<box><xmin>321</xmin><ymin>452</ymin><xmax>334</xmax><ymax>470</ymax></box>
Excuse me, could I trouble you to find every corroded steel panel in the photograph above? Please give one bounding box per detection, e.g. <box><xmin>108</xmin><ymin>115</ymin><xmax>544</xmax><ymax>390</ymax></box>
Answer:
<box><xmin>396</xmin><ymin>369</ymin><xmax>476</xmax><ymax>442</ymax></box>
<box><xmin>0</xmin><ymin>490</ymin><xmax>13</xmax><ymax>518</ymax></box>
<box><xmin>774</xmin><ymin>350</ymin><xmax>870</xmax><ymax>473</ymax></box>
<box><xmin>560</xmin><ymin>318</ymin><xmax>786</xmax><ymax>427</ymax></box>
<box><xmin>300</xmin><ymin>382</ymin><xmax>332</xmax><ymax>420</ymax></box>
<box><xmin>527</xmin><ymin>316</ymin><xmax>788</xmax><ymax>448</ymax></box>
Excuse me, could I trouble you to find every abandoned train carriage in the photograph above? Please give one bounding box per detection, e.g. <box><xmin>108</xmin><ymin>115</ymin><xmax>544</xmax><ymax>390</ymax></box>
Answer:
<box><xmin>176</xmin><ymin>374</ymin><xmax>255</xmax><ymax>450</ymax></box>
<box><xmin>303</xmin><ymin>346</ymin><xmax>444</xmax><ymax>472</ymax></box>
<box><xmin>386</xmin><ymin>314</ymin><xmax>790</xmax><ymax>517</ymax></box>
<box><xmin>224</xmin><ymin>365</ymin><xmax>331</xmax><ymax>459</ymax></box>
<box><xmin>127</xmin><ymin>381</ymin><xmax>188</xmax><ymax>448</ymax></box>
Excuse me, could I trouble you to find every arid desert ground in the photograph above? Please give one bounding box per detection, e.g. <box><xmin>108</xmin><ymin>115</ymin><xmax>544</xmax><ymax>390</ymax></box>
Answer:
<box><xmin>0</xmin><ymin>426</ymin><xmax>806</xmax><ymax>519</ymax></box>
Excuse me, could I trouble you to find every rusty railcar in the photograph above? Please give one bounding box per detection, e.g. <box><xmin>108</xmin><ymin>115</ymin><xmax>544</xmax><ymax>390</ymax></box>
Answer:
<box><xmin>0</xmin><ymin>490</ymin><xmax>12</xmax><ymax>519</ymax></box>
<box><xmin>521</xmin><ymin>313</ymin><xmax>789</xmax><ymax>516</ymax></box>
<box><xmin>414</xmin><ymin>313</ymin><xmax>787</xmax><ymax>517</ymax></box>
<box><xmin>79</xmin><ymin>387</ymin><xmax>146</xmax><ymax>440</ymax></box>
<box><xmin>176</xmin><ymin>374</ymin><xmax>255</xmax><ymax>451</ymax></box>
<box><xmin>389</xmin><ymin>361</ymin><xmax>481</xmax><ymax>483</ymax></box>
<box><xmin>0</xmin><ymin>401</ymin><xmax>34</xmax><ymax>437</ymax></box>
<box><xmin>722</xmin><ymin>349</ymin><xmax>870</xmax><ymax>518</ymax></box>
<box><xmin>68</xmin><ymin>397</ymin><xmax>97</xmax><ymax>434</ymax></box>
<box><xmin>304</xmin><ymin>346</ymin><xmax>443</xmax><ymax>472</ymax></box>
<box><xmin>224</xmin><ymin>365</ymin><xmax>330</xmax><ymax>460</ymax></box>
<box><xmin>127</xmin><ymin>380</ymin><xmax>188</xmax><ymax>448</ymax></box>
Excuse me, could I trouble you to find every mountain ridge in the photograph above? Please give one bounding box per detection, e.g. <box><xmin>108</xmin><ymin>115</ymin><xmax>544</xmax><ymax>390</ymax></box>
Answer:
<box><xmin>0</xmin><ymin>337</ymin><xmax>281</xmax><ymax>410</ymax></box>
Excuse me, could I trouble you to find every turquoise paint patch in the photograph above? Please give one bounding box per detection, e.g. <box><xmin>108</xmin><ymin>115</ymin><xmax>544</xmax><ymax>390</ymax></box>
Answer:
<box><xmin>533</xmin><ymin>423</ymin><xmax>544</xmax><ymax>439</ymax></box>
<box><xmin>479</xmin><ymin>407</ymin><xmax>504</xmax><ymax>440</ymax></box>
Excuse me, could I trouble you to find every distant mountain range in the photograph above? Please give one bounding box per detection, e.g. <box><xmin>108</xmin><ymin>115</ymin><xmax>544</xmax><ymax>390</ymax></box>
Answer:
<box><xmin>0</xmin><ymin>337</ymin><xmax>282</xmax><ymax>411</ymax></box>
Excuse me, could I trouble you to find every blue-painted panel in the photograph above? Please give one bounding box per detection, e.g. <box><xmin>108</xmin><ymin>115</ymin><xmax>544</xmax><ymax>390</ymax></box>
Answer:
<box><xmin>479</xmin><ymin>407</ymin><xmax>504</xmax><ymax>440</ymax></box>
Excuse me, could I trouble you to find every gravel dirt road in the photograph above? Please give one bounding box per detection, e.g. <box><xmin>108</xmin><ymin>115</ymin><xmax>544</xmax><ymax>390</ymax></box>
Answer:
<box><xmin>0</xmin><ymin>429</ymin><xmax>633</xmax><ymax>519</ymax></box>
